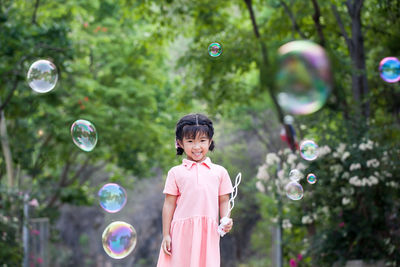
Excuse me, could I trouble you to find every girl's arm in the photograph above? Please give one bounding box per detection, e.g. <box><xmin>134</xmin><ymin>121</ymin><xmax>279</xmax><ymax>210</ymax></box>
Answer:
<box><xmin>219</xmin><ymin>194</ymin><xmax>230</xmax><ymax>218</ymax></box>
<box><xmin>161</xmin><ymin>194</ymin><xmax>177</xmax><ymax>255</ymax></box>
<box><xmin>219</xmin><ymin>194</ymin><xmax>233</xmax><ymax>233</ymax></box>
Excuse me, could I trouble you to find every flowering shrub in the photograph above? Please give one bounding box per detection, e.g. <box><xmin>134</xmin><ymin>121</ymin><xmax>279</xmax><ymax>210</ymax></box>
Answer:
<box><xmin>256</xmin><ymin>122</ymin><xmax>400</xmax><ymax>265</ymax></box>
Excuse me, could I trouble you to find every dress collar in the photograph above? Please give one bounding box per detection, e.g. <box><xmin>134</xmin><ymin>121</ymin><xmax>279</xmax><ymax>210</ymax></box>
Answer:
<box><xmin>182</xmin><ymin>157</ymin><xmax>212</xmax><ymax>170</ymax></box>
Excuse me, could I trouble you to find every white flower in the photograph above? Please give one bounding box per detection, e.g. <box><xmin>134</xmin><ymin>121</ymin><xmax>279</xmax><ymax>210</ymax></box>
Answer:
<box><xmin>349</xmin><ymin>176</ymin><xmax>361</xmax><ymax>186</ymax></box>
<box><xmin>282</xmin><ymin>219</ymin><xmax>292</xmax><ymax>229</ymax></box>
<box><xmin>277</xmin><ymin>169</ymin><xmax>285</xmax><ymax>180</ymax></box>
<box><xmin>256</xmin><ymin>165</ymin><xmax>270</xmax><ymax>181</ymax></box>
<box><xmin>287</xmin><ymin>154</ymin><xmax>298</xmax><ymax>166</ymax></box>
<box><xmin>368</xmin><ymin>175</ymin><xmax>379</xmax><ymax>185</ymax></box>
<box><xmin>342</xmin><ymin>197</ymin><xmax>351</xmax><ymax>205</ymax></box>
<box><xmin>256</xmin><ymin>181</ymin><xmax>265</xmax><ymax>193</ymax></box>
<box><xmin>295</xmin><ymin>162</ymin><xmax>307</xmax><ymax>171</ymax></box>
<box><xmin>366</xmin><ymin>159</ymin><xmax>380</xmax><ymax>168</ymax></box>
<box><xmin>271</xmin><ymin>217</ymin><xmax>278</xmax><ymax>223</ymax></box>
<box><xmin>283</xmin><ymin>148</ymin><xmax>292</xmax><ymax>155</ymax></box>
<box><xmin>341</xmin><ymin>151</ymin><xmax>350</xmax><ymax>162</ymax></box>
<box><xmin>337</xmin><ymin>143</ymin><xmax>347</xmax><ymax>154</ymax></box>
<box><xmin>350</xmin><ymin>163</ymin><xmax>361</xmax><ymax>171</ymax></box>
<box><xmin>266</xmin><ymin>153</ymin><xmax>281</xmax><ymax>165</ymax></box>
<box><xmin>300</xmin><ymin>124</ymin><xmax>307</xmax><ymax>130</ymax></box>
<box><xmin>383</xmin><ymin>171</ymin><xmax>392</xmax><ymax>177</ymax></box>
<box><xmin>359</xmin><ymin>143</ymin><xmax>366</xmax><ymax>151</ymax></box>
<box><xmin>330</xmin><ymin>164</ymin><xmax>343</xmax><ymax>176</ymax></box>
<box><xmin>318</xmin><ymin>145</ymin><xmax>332</xmax><ymax>157</ymax></box>
<box><xmin>301</xmin><ymin>215</ymin><xmax>313</xmax><ymax>224</ymax></box>
<box><xmin>342</xmin><ymin>172</ymin><xmax>350</xmax><ymax>179</ymax></box>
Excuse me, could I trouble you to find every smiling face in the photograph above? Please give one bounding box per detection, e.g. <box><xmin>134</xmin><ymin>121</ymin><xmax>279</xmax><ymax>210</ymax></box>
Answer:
<box><xmin>178</xmin><ymin>133</ymin><xmax>212</xmax><ymax>162</ymax></box>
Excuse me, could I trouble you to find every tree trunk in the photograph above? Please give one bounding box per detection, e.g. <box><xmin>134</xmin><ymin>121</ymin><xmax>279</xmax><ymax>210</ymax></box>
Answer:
<box><xmin>348</xmin><ymin>0</ymin><xmax>369</xmax><ymax>117</ymax></box>
<box><xmin>0</xmin><ymin>109</ymin><xmax>14</xmax><ymax>187</ymax></box>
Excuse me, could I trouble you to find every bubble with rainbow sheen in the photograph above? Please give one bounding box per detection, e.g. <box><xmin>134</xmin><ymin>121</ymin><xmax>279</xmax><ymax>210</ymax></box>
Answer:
<box><xmin>379</xmin><ymin>57</ymin><xmax>400</xmax><ymax>83</ymax></box>
<box><xmin>285</xmin><ymin>181</ymin><xmax>304</xmax><ymax>200</ymax></box>
<box><xmin>289</xmin><ymin>169</ymin><xmax>303</xmax><ymax>182</ymax></box>
<box><xmin>27</xmin><ymin>59</ymin><xmax>58</xmax><ymax>93</ymax></box>
<box><xmin>208</xmin><ymin>42</ymin><xmax>222</xmax><ymax>57</ymax></box>
<box><xmin>98</xmin><ymin>183</ymin><xmax>127</xmax><ymax>213</ymax></box>
<box><xmin>71</xmin><ymin>119</ymin><xmax>97</xmax><ymax>152</ymax></box>
<box><xmin>300</xmin><ymin>140</ymin><xmax>318</xmax><ymax>161</ymax></box>
<box><xmin>102</xmin><ymin>221</ymin><xmax>137</xmax><ymax>259</ymax></box>
<box><xmin>307</xmin><ymin>173</ymin><xmax>317</xmax><ymax>184</ymax></box>
<box><xmin>276</xmin><ymin>40</ymin><xmax>331</xmax><ymax>115</ymax></box>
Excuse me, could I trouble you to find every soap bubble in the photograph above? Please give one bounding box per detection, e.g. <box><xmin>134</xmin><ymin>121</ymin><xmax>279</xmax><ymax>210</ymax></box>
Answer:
<box><xmin>289</xmin><ymin>169</ymin><xmax>303</xmax><ymax>182</ymax></box>
<box><xmin>285</xmin><ymin>181</ymin><xmax>304</xmax><ymax>200</ymax></box>
<box><xmin>284</xmin><ymin>115</ymin><xmax>294</xmax><ymax>124</ymax></box>
<box><xmin>98</xmin><ymin>183</ymin><xmax>127</xmax><ymax>213</ymax></box>
<box><xmin>307</xmin><ymin>173</ymin><xmax>317</xmax><ymax>184</ymax></box>
<box><xmin>379</xmin><ymin>57</ymin><xmax>400</xmax><ymax>83</ymax></box>
<box><xmin>27</xmin><ymin>59</ymin><xmax>58</xmax><ymax>93</ymax></box>
<box><xmin>276</xmin><ymin>40</ymin><xmax>331</xmax><ymax>115</ymax></box>
<box><xmin>71</xmin><ymin>119</ymin><xmax>98</xmax><ymax>152</ymax></box>
<box><xmin>208</xmin><ymin>42</ymin><xmax>222</xmax><ymax>57</ymax></box>
<box><xmin>102</xmin><ymin>221</ymin><xmax>137</xmax><ymax>259</ymax></box>
<box><xmin>300</xmin><ymin>140</ymin><xmax>318</xmax><ymax>161</ymax></box>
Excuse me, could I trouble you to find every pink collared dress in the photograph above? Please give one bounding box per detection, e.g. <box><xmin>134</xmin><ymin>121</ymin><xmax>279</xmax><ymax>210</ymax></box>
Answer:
<box><xmin>157</xmin><ymin>157</ymin><xmax>233</xmax><ymax>267</ymax></box>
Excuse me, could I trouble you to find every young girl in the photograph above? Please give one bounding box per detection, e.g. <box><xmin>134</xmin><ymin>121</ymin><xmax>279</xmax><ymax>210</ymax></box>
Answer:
<box><xmin>157</xmin><ymin>113</ymin><xmax>234</xmax><ymax>267</ymax></box>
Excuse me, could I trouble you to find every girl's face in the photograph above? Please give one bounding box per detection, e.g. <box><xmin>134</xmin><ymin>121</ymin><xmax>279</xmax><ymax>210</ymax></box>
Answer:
<box><xmin>179</xmin><ymin>133</ymin><xmax>211</xmax><ymax>162</ymax></box>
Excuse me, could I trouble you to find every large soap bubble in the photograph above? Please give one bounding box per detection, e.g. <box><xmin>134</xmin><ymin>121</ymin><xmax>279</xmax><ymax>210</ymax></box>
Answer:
<box><xmin>71</xmin><ymin>119</ymin><xmax>98</xmax><ymax>152</ymax></box>
<box><xmin>285</xmin><ymin>181</ymin><xmax>304</xmax><ymax>200</ymax></box>
<box><xmin>102</xmin><ymin>221</ymin><xmax>137</xmax><ymax>259</ymax></box>
<box><xmin>379</xmin><ymin>57</ymin><xmax>400</xmax><ymax>83</ymax></box>
<box><xmin>300</xmin><ymin>140</ymin><xmax>319</xmax><ymax>161</ymax></box>
<box><xmin>98</xmin><ymin>183</ymin><xmax>127</xmax><ymax>213</ymax></box>
<box><xmin>276</xmin><ymin>40</ymin><xmax>331</xmax><ymax>115</ymax></box>
<box><xmin>27</xmin><ymin>59</ymin><xmax>58</xmax><ymax>93</ymax></box>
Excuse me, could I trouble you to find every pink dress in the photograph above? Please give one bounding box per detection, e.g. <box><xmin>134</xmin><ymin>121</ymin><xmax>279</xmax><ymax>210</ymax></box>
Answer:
<box><xmin>157</xmin><ymin>157</ymin><xmax>233</xmax><ymax>267</ymax></box>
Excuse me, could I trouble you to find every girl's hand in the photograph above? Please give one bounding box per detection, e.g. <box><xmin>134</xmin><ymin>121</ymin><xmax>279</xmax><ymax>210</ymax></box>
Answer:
<box><xmin>221</xmin><ymin>218</ymin><xmax>233</xmax><ymax>233</ymax></box>
<box><xmin>161</xmin><ymin>235</ymin><xmax>172</xmax><ymax>256</ymax></box>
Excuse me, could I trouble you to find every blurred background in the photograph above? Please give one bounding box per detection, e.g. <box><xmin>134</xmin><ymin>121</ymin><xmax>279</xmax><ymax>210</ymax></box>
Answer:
<box><xmin>0</xmin><ymin>0</ymin><xmax>399</xmax><ymax>266</ymax></box>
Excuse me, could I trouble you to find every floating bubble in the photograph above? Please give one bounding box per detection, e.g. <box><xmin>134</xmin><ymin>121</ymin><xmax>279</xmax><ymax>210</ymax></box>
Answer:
<box><xmin>102</xmin><ymin>221</ymin><xmax>137</xmax><ymax>259</ymax></box>
<box><xmin>300</xmin><ymin>140</ymin><xmax>318</xmax><ymax>161</ymax></box>
<box><xmin>285</xmin><ymin>181</ymin><xmax>304</xmax><ymax>200</ymax></box>
<box><xmin>284</xmin><ymin>115</ymin><xmax>294</xmax><ymax>124</ymax></box>
<box><xmin>307</xmin><ymin>173</ymin><xmax>317</xmax><ymax>184</ymax></box>
<box><xmin>71</xmin><ymin>119</ymin><xmax>98</xmax><ymax>152</ymax></box>
<box><xmin>379</xmin><ymin>57</ymin><xmax>400</xmax><ymax>83</ymax></box>
<box><xmin>208</xmin><ymin>42</ymin><xmax>222</xmax><ymax>57</ymax></box>
<box><xmin>98</xmin><ymin>183</ymin><xmax>127</xmax><ymax>213</ymax></box>
<box><xmin>276</xmin><ymin>40</ymin><xmax>331</xmax><ymax>115</ymax></box>
<box><xmin>289</xmin><ymin>169</ymin><xmax>303</xmax><ymax>182</ymax></box>
<box><xmin>27</xmin><ymin>59</ymin><xmax>58</xmax><ymax>93</ymax></box>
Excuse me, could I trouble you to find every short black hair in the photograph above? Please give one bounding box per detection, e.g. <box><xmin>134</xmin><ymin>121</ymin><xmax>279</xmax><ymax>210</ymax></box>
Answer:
<box><xmin>175</xmin><ymin>113</ymin><xmax>215</xmax><ymax>155</ymax></box>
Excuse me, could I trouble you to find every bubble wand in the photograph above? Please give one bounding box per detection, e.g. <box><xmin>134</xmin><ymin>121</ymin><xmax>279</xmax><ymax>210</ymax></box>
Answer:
<box><xmin>218</xmin><ymin>172</ymin><xmax>242</xmax><ymax>237</ymax></box>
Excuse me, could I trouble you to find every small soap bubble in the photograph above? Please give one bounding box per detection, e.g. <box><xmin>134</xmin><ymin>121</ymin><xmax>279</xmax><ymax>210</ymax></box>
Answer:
<box><xmin>285</xmin><ymin>181</ymin><xmax>304</xmax><ymax>200</ymax></box>
<box><xmin>208</xmin><ymin>42</ymin><xmax>222</xmax><ymax>57</ymax></box>
<box><xmin>276</xmin><ymin>40</ymin><xmax>331</xmax><ymax>115</ymax></box>
<box><xmin>379</xmin><ymin>57</ymin><xmax>400</xmax><ymax>83</ymax></box>
<box><xmin>27</xmin><ymin>59</ymin><xmax>58</xmax><ymax>93</ymax></box>
<box><xmin>71</xmin><ymin>119</ymin><xmax>98</xmax><ymax>152</ymax></box>
<box><xmin>284</xmin><ymin>115</ymin><xmax>294</xmax><ymax>124</ymax></box>
<box><xmin>102</xmin><ymin>221</ymin><xmax>137</xmax><ymax>259</ymax></box>
<box><xmin>300</xmin><ymin>140</ymin><xmax>318</xmax><ymax>161</ymax></box>
<box><xmin>307</xmin><ymin>173</ymin><xmax>317</xmax><ymax>184</ymax></box>
<box><xmin>289</xmin><ymin>169</ymin><xmax>303</xmax><ymax>182</ymax></box>
<box><xmin>98</xmin><ymin>183</ymin><xmax>127</xmax><ymax>213</ymax></box>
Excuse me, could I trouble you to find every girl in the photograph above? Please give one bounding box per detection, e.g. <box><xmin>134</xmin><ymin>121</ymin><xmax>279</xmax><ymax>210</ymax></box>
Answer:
<box><xmin>157</xmin><ymin>113</ymin><xmax>234</xmax><ymax>267</ymax></box>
